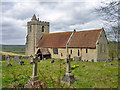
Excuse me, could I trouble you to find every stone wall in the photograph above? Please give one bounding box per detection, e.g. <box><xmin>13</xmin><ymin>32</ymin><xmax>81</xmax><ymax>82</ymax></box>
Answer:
<box><xmin>96</xmin><ymin>30</ymin><xmax>109</xmax><ymax>62</ymax></box>
<box><xmin>48</xmin><ymin>47</ymin><xmax>97</xmax><ymax>61</ymax></box>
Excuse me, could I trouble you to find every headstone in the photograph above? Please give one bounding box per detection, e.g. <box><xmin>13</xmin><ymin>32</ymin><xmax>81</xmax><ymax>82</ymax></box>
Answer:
<box><xmin>63</xmin><ymin>62</ymin><xmax>65</xmax><ymax>64</ymax></box>
<box><xmin>24</xmin><ymin>54</ymin><xmax>40</xmax><ymax>88</ymax></box>
<box><xmin>51</xmin><ymin>60</ymin><xmax>54</xmax><ymax>63</ymax></box>
<box><xmin>14</xmin><ymin>56</ymin><xmax>19</xmax><ymax>63</ymax></box>
<box><xmin>73</xmin><ymin>57</ymin><xmax>81</xmax><ymax>61</ymax></box>
<box><xmin>104</xmin><ymin>63</ymin><xmax>119</xmax><ymax>66</ymax></box>
<box><xmin>7</xmin><ymin>56</ymin><xmax>10</xmax><ymax>64</ymax></box>
<box><xmin>2</xmin><ymin>55</ymin><xmax>5</xmax><ymax>61</ymax></box>
<box><xmin>61</xmin><ymin>54</ymin><xmax>76</xmax><ymax>85</ymax></box>
<box><xmin>7</xmin><ymin>56</ymin><xmax>12</xmax><ymax>67</ymax></box>
<box><xmin>60</xmin><ymin>59</ymin><xmax>63</xmax><ymax>61</ymax></box>
<box><xmin>81</xmin><ymin>60</ymin><xmax>83</xmax><ymax>62</ymax></box>
<box><xmin>91</xmin><ymin>59</ymin><xmax>94</xmax><ymax>62</ymax></box>
<box><xmin>20</xmin><ymin>60</ymin><xmax>24</xmax><ymax>65</ymax></box>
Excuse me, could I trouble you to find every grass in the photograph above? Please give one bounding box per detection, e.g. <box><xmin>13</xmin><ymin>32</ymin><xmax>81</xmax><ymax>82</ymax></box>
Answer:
<box><xmin>1</xmin><ymin>59</ymin><xmax>119</xmax><ymax>88</ymax></box>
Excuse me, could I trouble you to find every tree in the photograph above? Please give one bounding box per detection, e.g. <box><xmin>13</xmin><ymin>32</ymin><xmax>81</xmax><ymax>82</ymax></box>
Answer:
<box><xmin>95</xmin><ymin>0</ymin><xmax>120</xmax><ymax>42</ymax></box>
<box><xmin>95</xmin><ymin>0</ymin><xmax>120</xmax><ymax>59</ymax></box>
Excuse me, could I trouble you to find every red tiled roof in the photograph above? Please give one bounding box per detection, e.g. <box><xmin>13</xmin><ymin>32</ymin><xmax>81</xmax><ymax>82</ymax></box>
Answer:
<box><xmin>36</xmin><ymin>29</ymin><xmax>103</xmax><ymax>48</ymax></box>
<box><xmin>68</xmin><ymin>29</ymin><xmax>103</xmax><ymax>48</ymax></box>
<box><xmin>36</xmin><ymin>32</ymin><xmax>72</xmax><ymax>48</ymax></box>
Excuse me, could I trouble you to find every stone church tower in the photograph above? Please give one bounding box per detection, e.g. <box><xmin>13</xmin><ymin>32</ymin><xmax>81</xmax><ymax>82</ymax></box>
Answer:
<box><xmin>25</xmin><ymin>14</ymin><xmax>49</xmax><ymax>56</ymax></box>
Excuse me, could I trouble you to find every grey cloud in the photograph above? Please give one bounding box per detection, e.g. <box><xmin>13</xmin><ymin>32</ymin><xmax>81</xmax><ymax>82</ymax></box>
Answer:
<box><xmin>1</xmin><ymin>1</ymin><xmax>105</xmax><ymax>45</ymax></box>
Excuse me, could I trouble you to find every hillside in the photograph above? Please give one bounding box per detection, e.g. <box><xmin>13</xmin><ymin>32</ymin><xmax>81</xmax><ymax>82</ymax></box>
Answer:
<box><xmin>2</xmin><ymin>45</ymin><xmax>25</xmax><ymax>55</ymax></box>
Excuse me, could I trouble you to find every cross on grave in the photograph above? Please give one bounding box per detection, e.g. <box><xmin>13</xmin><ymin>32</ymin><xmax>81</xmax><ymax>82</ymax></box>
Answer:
<box><xmin>14</xmin><ymin>56</ymin><xmax>19</xmax><ymax>64</ymax></box>
<box><xmin>24</xmin><ymin>54</ymin><xmax>41</xmax><ymax>88</ymax></box>
<box><xmin>29</xmin><ymin>55</ymin><xmax>33</xmax><ymax>64</ymax></box>
<box><xmin>30</xmin><ymin>54</ymin><xmax>40</xmax><ymax>83</ymax></box>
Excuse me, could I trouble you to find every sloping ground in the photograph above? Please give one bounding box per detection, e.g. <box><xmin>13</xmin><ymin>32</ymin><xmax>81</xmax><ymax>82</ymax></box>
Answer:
<box><xmin>0</xmin><ymin>51</ymin><xmax>25</xmax><ymax>56</ymax></box>
<box><xmin>2</xmin><ymin>59</ymin><xmax>119</xmax><ymax>88</ymax></box>
<box><xmin>2</xmin><ymin>45</ymin><xmax>25</xmax><ymax>55</ymax></box>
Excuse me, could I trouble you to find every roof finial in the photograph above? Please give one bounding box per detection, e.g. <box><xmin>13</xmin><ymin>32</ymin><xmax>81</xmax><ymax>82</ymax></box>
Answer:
<box><xmin>31</xmin><ymin>14</ymin><xmax>37</xmax><ymax>21</ymax></box>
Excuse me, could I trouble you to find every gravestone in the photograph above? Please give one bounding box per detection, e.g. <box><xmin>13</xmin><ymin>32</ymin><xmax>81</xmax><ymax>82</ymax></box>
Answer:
<box><xmin>91</xmin><ymin>59</ymin><xmax>94</xmax><ymax>62</ymax></box>
<box><xmin>2</xmin><ymin>55</ymin><xmax>5</xmax><ymax>61</ymax></box>
<box><xmin>51</xmin><ymin>60</ymin><xmax>54</xmax><ymax>63</ymax></box>
<box><xmin>20</xmin><ymin>60</ymin><xmax>24</xmax><ymax>65</ymax></box>
<box><xmin>81</xmin><ymin>60</ymin><xmax>83</xmax><ymax>62</ymax></box>
<box><xmin>63</xmin><ymin>62</ymin><xmax>65</xmax><ymax>64</ymax></box>
<box><xmin>25</xmin><ymin>54</ymin><xmax>40</xmax><ymax>88</ymax></box>
<box><xmin>61</xmin><ymin>54</ymin><xmax>76</xmax><ymax>85</ymax></box>
<box><xmin>7</xmin><ymin>56</ymin><xmax>12</xmax><ymax>67</ymax></box>
<box><xmin>14</xmin><ymin>56</ymin><xmax>19</xmax><ymax>63</ymax></box>
<box><xmin>73</xmin><ymin>57</ymin><xmax>81</xmax><ymax>61</ymax></box>
<box><xmin>29</xmin><ymin>55</ymin><xmax>33</xmax><ymax>64</ymax></box>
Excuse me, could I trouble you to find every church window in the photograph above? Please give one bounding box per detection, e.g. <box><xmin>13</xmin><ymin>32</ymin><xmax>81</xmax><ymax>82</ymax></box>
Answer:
<box><xmin>30</xmin><ymin>25</ymin><xmax>32</xmax><ymax>32</ymax></box>
<box><xmin>53</xmin><ymin>48</ymin><xmax>58</xmax><ymax>54</ymax></box>
<box><xmin>61</xmin><ymin>53</ymin><xmax>63</xmax><ymax>57</ymax></box>
<box><xmin>42</xmin><ymin>26</ymin><xmax>44</xmax><ymax>32</ymax></box>
<box><xmin>78</xmin><ymin>50</ymin><xmax>80</xmax><ymax>56</ymax></box>
<box><xmin>70</xmin><ymin>50</ymin><xmax>72</xmax><ymax>54</ymax></box>
<box><xmin>86</xmin><ymin>49</ymin><xmax>88</xmax><ymax>53</ymax></box>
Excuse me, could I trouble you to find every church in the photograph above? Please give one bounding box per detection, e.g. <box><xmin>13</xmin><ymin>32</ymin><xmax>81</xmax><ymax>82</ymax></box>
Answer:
<box><xmin>25</xmin><ymin>14</ymin><xmax>109</xmax><ymax>62</ymax></box>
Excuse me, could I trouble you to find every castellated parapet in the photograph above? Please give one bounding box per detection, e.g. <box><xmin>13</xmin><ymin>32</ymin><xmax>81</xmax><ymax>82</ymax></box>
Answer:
<box><xmin>25</xmin><ymin>14</ymin><xmax>49</xmax><ymax>56</ymax></box>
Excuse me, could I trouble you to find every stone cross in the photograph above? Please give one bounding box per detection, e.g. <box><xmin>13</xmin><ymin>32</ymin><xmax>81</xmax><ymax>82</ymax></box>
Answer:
<box><xmin>66</xmin><ymin>54</ymin><xmax>71</xmax><ymax>73</ymax></box>
<box><xmin>7</xmin><ymin>56</ymin><xmax>10</xmax><ymax>64</ymax></box>
<box><xmin>30</xmin><ymin>55</ymin><xmax>33</xmax><ymax>62</ymax></box>
<box><xmin>31</xmin><ymin>54</ymin><xmax>40</xmax><ymax>80</ymax></box>
<box><xmin>24</xmin><ymin>54</ymin><xmax>40</xmax><ymax>88</ymax></box>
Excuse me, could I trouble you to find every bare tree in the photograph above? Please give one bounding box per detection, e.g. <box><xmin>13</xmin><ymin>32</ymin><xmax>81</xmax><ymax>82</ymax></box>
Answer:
<box><xmin>95</xmin><ymin>0</ymin><xmax>120</xmax><ymax>59</ymax></box>
<box><xmin>95</xmin><ymin>0</ymin><xmax>120</xmax><ymax>42</ymax></box>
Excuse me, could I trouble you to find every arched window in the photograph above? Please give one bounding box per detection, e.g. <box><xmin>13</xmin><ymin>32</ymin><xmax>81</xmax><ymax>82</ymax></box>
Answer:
<box><xmin>61</xmin><ymin>53</ymin><xmax>63</xmax><ymax>57</ymax></box>
<box><xmin>70</xmin><ymin>50</ymin><xmax>72</xmax><ymax>54</ymax></box>
<box><xmin>78</xmin><ymin>50</ymin><xmax>80</xmax><ymax>56</ymax></box>
<box><xmin>42</xmin><ymin>26</ymin><xmax>44</xmax><ymax>32</ymax></box>
<box><xmin>86</xmin><ymin>49</ymin><xmax>88</xmax><ymax>53</ymax></box>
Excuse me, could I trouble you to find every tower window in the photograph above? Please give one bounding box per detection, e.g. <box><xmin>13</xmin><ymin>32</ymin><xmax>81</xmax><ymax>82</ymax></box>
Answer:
<box><xmin>42</xmin><ymin>26</ymin><xmax>44</xmax><ymax>32</ymax></box>
<box><xmin>78</xmin><ymin>50</ymin><xmax>80</xmax><ymax>56</ymax></box>
<box><xmin>70</xmin><ymin>50</ymin><xmax>72</xmax><ymax>54</ymax></box>
<box><xmin>86</xmin><ymin>49</ymin><xmax>88</xmax><ymax>53</ymax></box>
<box><xmin>30</xmin><ymin>25</ymin><xmax>32</xmax><ymax>32</ymax></box>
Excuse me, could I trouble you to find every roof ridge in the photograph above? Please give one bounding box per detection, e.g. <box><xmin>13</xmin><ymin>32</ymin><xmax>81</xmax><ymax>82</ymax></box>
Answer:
<box><xmin>44</xmin><ymin>29</ymin><xmax>103</xmax><ymax>35</ymax></box>
<box><xmin>76</xmin><ymin>29</ymin><xmax>103</xmax><ymax>32</ymax></box>
<box><xmin>44</xmin><ymin>31</ymin><xmax>72</xmax><ymax>35</ymax></box>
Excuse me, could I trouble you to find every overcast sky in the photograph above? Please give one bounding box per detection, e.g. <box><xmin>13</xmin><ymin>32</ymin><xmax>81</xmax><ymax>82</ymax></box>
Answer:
<box><xmin>1</xmin><ymin>0</ymin><xmax>109</xmax><ymax>45</ymax></box>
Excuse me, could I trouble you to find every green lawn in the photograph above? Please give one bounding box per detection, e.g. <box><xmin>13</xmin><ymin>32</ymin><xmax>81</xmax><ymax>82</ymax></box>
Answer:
<box><xmin>1</xmin><ymin>59</ymin><xmax>119</xmax><ymax>88</ymax></box>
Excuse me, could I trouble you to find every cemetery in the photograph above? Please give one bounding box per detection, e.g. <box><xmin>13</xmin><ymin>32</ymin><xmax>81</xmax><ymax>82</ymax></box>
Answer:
<box><xmin>1</xmin><ymin>55</ymin><xmax>119</xmax><ymax>88</ymax></box>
